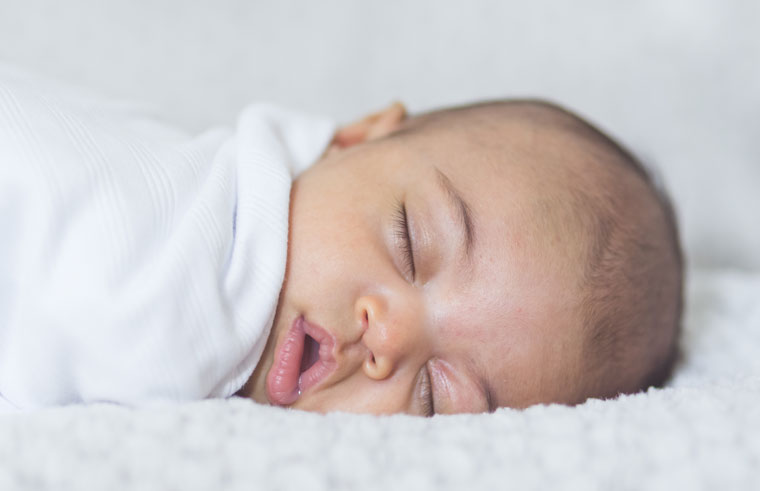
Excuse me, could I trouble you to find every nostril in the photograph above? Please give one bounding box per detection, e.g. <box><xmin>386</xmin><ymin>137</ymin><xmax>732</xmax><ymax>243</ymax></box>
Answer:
<box><xmin>360</xmin><ymin>309</ymin><xmax>369</xmax><ymax>333</ymax></box>
<box><xmin>363</xmin><ymin>351</ymin><xmax>391</xmax><ymax>381</ymax></box>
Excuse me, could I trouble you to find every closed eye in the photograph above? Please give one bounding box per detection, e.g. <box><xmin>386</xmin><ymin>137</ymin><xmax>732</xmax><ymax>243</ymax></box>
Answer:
<box><xmin>420</xmin><ymin>365</ymin><xmax>435</xmax><ymax>417</ymax></box>
<box><xmin>393</xmin><ymin>200</ymin><xmax>416</xmax><ymax>280</ymax></box>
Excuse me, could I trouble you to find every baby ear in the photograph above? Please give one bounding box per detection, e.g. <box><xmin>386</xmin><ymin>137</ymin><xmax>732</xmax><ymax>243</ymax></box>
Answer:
<box><xmin>330</xmin><ymin>101</ymin><xmax>407</xmax><ymax>150</ymax></box>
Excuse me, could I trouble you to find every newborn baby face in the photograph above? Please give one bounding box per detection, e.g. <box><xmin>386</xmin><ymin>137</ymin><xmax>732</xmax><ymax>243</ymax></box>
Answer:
<box><xmin>241</xmin><ymin>105</ymin><xmax>591</xmax><ymax>415</ymax></box>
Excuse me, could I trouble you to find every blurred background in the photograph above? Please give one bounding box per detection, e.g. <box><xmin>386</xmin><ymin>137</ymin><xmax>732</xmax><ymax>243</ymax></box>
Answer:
<box><xmin>1</xmin><ymin>0</ymin><xmax>758</xmax><ymax>270</ymax></box>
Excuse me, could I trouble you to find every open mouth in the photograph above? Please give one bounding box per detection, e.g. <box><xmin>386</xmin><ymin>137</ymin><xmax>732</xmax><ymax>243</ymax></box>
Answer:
<box><xmin>300</xmin><ymin>334</ymin><xmax>321</xmax><ymax>375</ymax></box>
<box><xmin>266</xmin><ymin>316</ymin><xmax>337</xmax><ymax>406</ymax></box>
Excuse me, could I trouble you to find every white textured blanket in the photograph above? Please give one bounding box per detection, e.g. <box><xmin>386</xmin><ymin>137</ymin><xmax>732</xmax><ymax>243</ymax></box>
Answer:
<box><xmin>1</xmin><ymin>269</ymin><xmax>758</xmax><ymax>490</ymax></box>
<box><xmin>0</xmin><ymin>64</ymin><xmax>335</xmax><ymax>409</ymax></box>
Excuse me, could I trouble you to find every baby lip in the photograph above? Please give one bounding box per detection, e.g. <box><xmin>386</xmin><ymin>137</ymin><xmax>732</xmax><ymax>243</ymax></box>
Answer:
<box><xmin>301</xmin><ymin>319</ymin><xmax>336</xmax><ymax>363</ymax></box>
<box><xmin>266</xmin><ymin>317</ymin><xmax>306</xmax><ymax>406</ymax></box>
<box><xmin>265</xmin><ymin>316</ymin><xmax>338</xmax><ymax>407</ymax></box>
<box><xmin>297</xmin><ymin>318</ymin><xmax>338</xmax><ymax>394</ymax></box>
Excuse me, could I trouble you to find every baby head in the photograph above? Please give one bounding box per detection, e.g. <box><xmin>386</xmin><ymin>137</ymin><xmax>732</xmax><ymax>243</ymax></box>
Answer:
<box><xmin>239</xmin><ymin>99</ymin><xmax>683</xmax><ymax>415</ymax></box>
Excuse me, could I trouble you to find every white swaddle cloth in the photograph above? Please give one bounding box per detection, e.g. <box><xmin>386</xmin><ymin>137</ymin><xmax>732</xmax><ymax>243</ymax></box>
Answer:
<box><xmin>0</xmin><ymin>64</ymin><xmax>335</xmax><ymax>410</ymax></box>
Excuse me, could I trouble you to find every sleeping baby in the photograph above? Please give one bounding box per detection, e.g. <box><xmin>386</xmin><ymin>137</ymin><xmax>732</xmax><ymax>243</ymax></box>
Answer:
<box><xmin>0</xmin><ymin>64</ymin><xmax>683</xmax><ymax>415</ymax></box>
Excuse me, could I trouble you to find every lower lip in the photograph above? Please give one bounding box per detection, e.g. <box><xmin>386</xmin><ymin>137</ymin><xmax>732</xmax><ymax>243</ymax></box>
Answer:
<box><xmin>266</xmin><ymin>316</ymin><xmax>337</xmax><ymax>406</ymax></box>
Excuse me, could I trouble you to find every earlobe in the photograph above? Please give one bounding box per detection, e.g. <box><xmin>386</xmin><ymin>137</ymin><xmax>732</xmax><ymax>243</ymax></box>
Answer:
<box><xmin>330</xmin><ymin>101</ymin><xmax>407</xmax><ymax>150</ymax></box>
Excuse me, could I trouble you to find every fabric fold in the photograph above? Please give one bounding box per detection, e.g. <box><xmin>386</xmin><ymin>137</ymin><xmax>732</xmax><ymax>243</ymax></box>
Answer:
<box><xmin>0</xmin><ymin>64</ymin><xmax>335</xmax><ymax>410</ymax></box>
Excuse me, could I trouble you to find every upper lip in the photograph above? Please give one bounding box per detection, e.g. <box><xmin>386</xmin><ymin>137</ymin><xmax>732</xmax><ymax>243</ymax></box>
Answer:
<box><xmin>302</xmin><ymin>318</ymin><xmax>336</xmax><ymax>363</ymax></box>
<box><xmin>297</xmin><ymin>317</ymin><xmax>338</xmax><ymax>394</ymax></box>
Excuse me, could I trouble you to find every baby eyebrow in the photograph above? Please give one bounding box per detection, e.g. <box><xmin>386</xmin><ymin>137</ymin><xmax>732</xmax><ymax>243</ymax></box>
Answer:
<box><xmin>434</xmin><ymin>167</ymin><xmax>476</xmax><ymax>260</ymax></box>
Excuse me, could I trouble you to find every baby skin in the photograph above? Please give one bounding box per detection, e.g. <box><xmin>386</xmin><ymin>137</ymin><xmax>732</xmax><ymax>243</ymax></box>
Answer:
<box><xmin>237</xmin><ymin>100</ymin><xmax>683</xmax><ymax>416</ymax></box>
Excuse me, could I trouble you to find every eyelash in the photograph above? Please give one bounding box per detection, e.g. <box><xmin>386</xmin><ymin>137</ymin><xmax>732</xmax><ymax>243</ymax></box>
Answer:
<box><xmin>392</xmin><ymin>200</ymin><xmax>416</xmax><ymax>280</ymax></box>
<box><xmin>420</xmin><ymin>366</ymin><xmax>435</xmax><ymax>417</ymax></box>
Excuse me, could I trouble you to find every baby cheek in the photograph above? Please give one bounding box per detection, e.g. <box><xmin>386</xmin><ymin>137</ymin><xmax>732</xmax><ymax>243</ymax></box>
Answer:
<box><xmin>372</xmin><ymin>285</ymin><xmax>428</xmax><ymax>349</ymax></box>
<box><xmin>376</xmin><ymin>309</ymin><xmax>420</xmax><ymax>353</ymax></box>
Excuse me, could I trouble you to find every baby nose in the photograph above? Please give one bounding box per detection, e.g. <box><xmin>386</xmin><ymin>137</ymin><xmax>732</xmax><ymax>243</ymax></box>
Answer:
<box><xmin>354</xmin><ymin>294</ymin><xmax>419</xmax><ymax>381</ymax></box>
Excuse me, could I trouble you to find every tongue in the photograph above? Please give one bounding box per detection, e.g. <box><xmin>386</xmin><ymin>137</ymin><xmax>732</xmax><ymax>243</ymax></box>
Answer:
<box><xmin>266</xmin><ymin>320</ymin><xmax>305</xmax><ymax>405</ymax></box>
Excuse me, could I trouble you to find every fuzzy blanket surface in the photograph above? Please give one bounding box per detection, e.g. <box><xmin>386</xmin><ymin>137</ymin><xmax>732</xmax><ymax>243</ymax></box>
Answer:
<box><xmin>1</xmin><ymin>268</ymin><xmax>758</xmax><ymax>490</ymax></box>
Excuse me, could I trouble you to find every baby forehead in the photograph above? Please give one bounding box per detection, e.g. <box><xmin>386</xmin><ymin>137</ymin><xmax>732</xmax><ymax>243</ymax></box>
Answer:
<box><xmin>423</xmin><ymin>152</ymin><xmax>593</xmax><ymax>316</ymax></box>
<box><xmin>429</xmin><ymin>135</ymin><xmax>591</xmax><ymax>227</ymax></box>
<box><xmin>394</xmin><ymin>116</ymin><xmax>613</xmax><ymax>276</ymax></box>
<box><xmin>412</xmin><ymin>125</ymin><xmax>599</xmax><ymax>195</ymax></box>
<box><xmin>427</xmin><ymin>122</ymin><xmax>623</xmax><ymax>241</ymax></box>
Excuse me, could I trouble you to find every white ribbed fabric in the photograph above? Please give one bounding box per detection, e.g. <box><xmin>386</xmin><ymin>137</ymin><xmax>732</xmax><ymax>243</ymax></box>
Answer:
<box><xmin>0</xmin><ymin>394</ymin><xmax>15</xmax><ymax>412</ymax></box>
<box><xmin>0</xmin><ymin>64</ymin><xmax>335</xmax><ymax>410</ymax></box>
